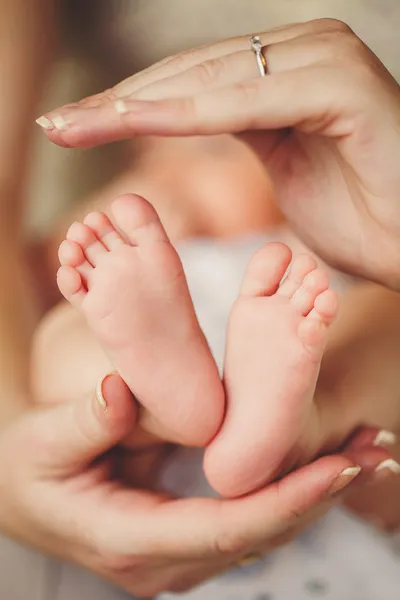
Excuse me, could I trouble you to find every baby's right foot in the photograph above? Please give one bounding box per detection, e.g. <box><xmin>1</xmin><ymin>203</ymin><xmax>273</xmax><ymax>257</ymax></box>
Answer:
<box><xmin>205</xmin><ymin>243</ymin><xmax>338</xmax><ymax>497</ymax></box>
<box><xmin>57</xmin><ymin>194</ymin><xmax>224</xmax><ymax>446</ymax></box>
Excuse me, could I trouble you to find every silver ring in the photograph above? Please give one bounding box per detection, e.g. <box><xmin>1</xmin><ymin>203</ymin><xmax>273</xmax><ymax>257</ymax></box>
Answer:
<box><xmin>249</xmin><ymin>35</ymin><xmax>268</xmax><ymax>77</ymax></box>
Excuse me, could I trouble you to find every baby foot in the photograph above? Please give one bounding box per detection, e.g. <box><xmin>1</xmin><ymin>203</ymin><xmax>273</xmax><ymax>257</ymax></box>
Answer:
<box><xmin>204</xmin><ymin>242</ymin><xmax>338</xmax><ymax>497</ymax></box>
<box><xmin>57</xmin><ymin>194</ymin><xmax>224</xmax><ymax>445</ymax></box>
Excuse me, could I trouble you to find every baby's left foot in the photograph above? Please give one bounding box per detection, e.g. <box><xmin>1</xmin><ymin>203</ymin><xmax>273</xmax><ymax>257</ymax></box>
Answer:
<box><xmin>204</xmin><ymin>242</ymin><xmax>338</xmax><ymax>497</ymax></box>
<box><xmin>57</xmin><ymin>194</ymin><xmax>224</xmax><ymax>446</ymax></box>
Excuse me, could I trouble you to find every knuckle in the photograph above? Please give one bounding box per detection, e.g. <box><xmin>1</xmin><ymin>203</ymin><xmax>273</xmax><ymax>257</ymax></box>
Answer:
<box><xmin>312</xmin><ymin>17</ymin><xmax>352</xmax><ymax>34</ymax></box>
<box><xmin>311</xmin><ymin>26</ymin><xmax>372</xmax><ymax>71</ymax></box>
<box><xmin>174</xmin><ymin>49</ymin><xmax>197</xmax><ymax>69</ymax></box>
<box><xmin>88</xmin><ymin>526</ymin><xmax>147</xmax><ymax>577</ymax></box>
<box><xmin>193</xmin><ymin>57</ymin><xmax>225</xmax><ymax>86</ymax></box>
<box><xmin>166</xmin><ymin>49</ymin><xmax>201</xmax><ymax>75</ymax></box>
<box><xmin>276</xmin><ymin>481</ymin><xmax>306</xmax><ymax>523</ymax></box>
<box><xmin>178</xmin><ymin>96</ymin><xmax>197</xmax><ymax>124</ymax></box>
<box><xmin>103</xmin><ymin>87</ymin><xmax>118</xmax><ymax>103</ymax></box>
<box><xmin>102</xmin><ymin>554</ymin><xmax>142</xmax><ymax>576</ymax></box>
<box><xmin>346</xmin><ymin>54</ymin><xmax>383</xmax><ymax>93</ymax></box>
<box><xmin>91</xmin><ymin>543</ymin><xmax>144</xmax><ymax>576</ymax></box>
<box><xmin>212</xmin><ymin>525</ymin><xmax>250</xmax><ymax>558</ymax></box>
<box><xmin>342</xmin><ymin>32</ymin><xmax>370</xmax><ymax>60</ymax></box>
<box><xmin>235</xmin><ymin>80</ymin><xmax>261</xmax><ymax>107</ymax></box>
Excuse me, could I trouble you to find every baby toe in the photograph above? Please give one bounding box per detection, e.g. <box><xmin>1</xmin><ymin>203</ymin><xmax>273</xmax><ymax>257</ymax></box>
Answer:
<box><xmin>61</xmin><ymin>232</ymin><xmax>93</xmax><ymax>282</ymax></box>
<box><xmin>240</xmin><ymin>242</ymin><xmax>292</xmax><ymax>297</ymax></box>
<box><xmin>291</xmin><ymin>268</ymin><xmax>330</xmax><ymax>316</ymax></box>
<box><xmin>58</xmin><ymin>239</ymin><xmax>84</xmax><ymax>267</ymax></box>
<box><xmin>67</xmin><ymin>221</ymin><xmax>107</xmax><ymax>267</ymax></box>
<box><xmin>83</xmin><ymin>212</ymin><xmax>125</xmax><ymax>250</ymax></box>
<box><xmin>308</xmin><ymin>289</ymin><xmax>339</xmax><ymax>325</ymax></box>
<box><xmin>57</xmin><ymin>266</ymin><xmax>86</xmax><ymax>307</ymax></box>
<box><xmin>277</xmin><ymin>253</ymin><xmax>318</xmax><ymax>299</ymax></box>
<box><xmin>111</xmin><ymin>194</ymin><xmax>169</xmax><ymax>246</ymax></box>
<box><xmin>298</xmin><ymin>318</ymin><xmax>328</xmax><ymax>359</ymax></box>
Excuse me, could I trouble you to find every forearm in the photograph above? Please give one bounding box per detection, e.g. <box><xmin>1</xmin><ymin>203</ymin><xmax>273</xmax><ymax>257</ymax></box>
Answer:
<box><xmin>0</xmin><ymin>0</ymin><xmax>58</xmax><ymax>422</ymax></box>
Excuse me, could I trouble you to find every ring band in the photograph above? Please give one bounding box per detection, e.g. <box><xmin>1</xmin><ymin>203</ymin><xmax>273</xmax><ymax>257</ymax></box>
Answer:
<box><xmin>249</xmin><ymin>35</ymin><xmax>268</xmax><ymax>77</ymax></box>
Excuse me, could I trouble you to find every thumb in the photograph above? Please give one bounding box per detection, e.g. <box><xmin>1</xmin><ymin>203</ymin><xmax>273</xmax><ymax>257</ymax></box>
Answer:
<box><xmin>33</xmin><ymin>373</ymin><xmax>138</xmax><ymax>475</ymax></box>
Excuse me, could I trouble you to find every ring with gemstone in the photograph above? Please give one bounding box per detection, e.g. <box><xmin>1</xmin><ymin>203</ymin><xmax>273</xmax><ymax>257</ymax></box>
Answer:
<box><xmin>249</xmin><ymin>35</ymin><xmax>268</xmax><ymax>77</ymax></box>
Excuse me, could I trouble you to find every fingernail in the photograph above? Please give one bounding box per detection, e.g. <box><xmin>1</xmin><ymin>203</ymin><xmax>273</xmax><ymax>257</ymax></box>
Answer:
<box><xmin>236</xmin><ymin>553</ymin><xmax>262</xmax><ymax>567</ymax></box>
<box><xmin>52</xmin><ymin>114</ymin><xmax>69</xmax><ymax>131</ymax></box>
<box><xmin>327</xmin><ymin>466</ymin><xmax>361</xmax><ymax>496</ymax></box>
<box><xmin>96</xmin><ymin>374</ymin><xmax>109</xmax><ymax>409</ymax></box>
<box><xmin>115</xmin><ymin>99</ymin><xmax>128</xmax><ymax>114</ymax></box>
<box><xmin>375</xmin><ymin>459</ymin><xmax>400</xmax><ymax>474</ymax></box>
<box><xmin>373</xmin><ymin>430</ymin><xmax>397</xmax><ymax>447</ymax></box>
<box><xmin>36</xmin><ymin>115</ymin><xmax>54</xmax><ymax>130</ymax></box>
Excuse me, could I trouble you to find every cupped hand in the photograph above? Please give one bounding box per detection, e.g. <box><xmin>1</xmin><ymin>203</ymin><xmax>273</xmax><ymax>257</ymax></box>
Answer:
<box><xmin>38</xmin><ymin>18</ymin><xmax>400</xmax><ymax>289</ymax></box>
<box><xmin>0</xmin><ymin>373</ymin><xmax>389</xmax><ymax>597</ymax></box>
<box><xmin>344</xmin><ymin>428</ymin><xmax>400</xmax><ymax>533</ymax></box>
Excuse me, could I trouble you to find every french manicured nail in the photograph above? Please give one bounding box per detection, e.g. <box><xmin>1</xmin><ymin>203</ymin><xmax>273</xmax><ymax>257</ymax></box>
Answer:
<box><xmin>328</xmin><ymin>466</ymin><xmax>361</xmax><ymax>496</ymax></box>
<box><xmin>375</xmin><ymin>459</ymin><xmax>400</xmax><ymax>474</ymax></box>
<box><xmin>373</xmin><ymin>430</ymin><xmax>397</xmax><ymax>447</ymax></box>
<box><xmin>96</xmin><ymin>374</ymin><xmax>109</xmax><ymax>409</ymax></box>
<box><xmin>115</xmin><ymin>99</ymin><xmax>128</xmax><ymax>114</ymax></box>
<box><xmin>35</xmin><ymin>115</ymin><xmax>54</xmax><ymax>130</ymax></box>
<box><xmin>52</xmin><ymin>114</ymin><xmax>69</xmax><ymax>131</ymax></box>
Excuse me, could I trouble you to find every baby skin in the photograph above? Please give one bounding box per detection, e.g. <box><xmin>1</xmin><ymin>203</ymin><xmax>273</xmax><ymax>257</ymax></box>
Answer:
<box><xmin>57</xmin><ymin>194</ymin><xmax>224</xmax><ymax>447</ymax></box>
<box><xmin>57</xmin><ymin>194</ymin><xmax>338</xmax><ymax>497</ymax></box>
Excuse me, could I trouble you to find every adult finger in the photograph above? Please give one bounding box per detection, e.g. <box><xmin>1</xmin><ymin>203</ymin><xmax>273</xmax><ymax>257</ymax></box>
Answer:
<box><xmin>111</xmin><ymin>20</ymin><xmax>326</xmax><ymax>97</ymax></box>
<box><xmin>347</xmin><ymin>426</ymin><xmax>397</xmax><ymax>450</ymax></box>
<box><xmin>104</xmin><ymin>453</ymin><xmax>361</xmax><ymax>560</ymax></box>
<box><xmin>36</xmin><ymin>19</ymin><xmax>352</xmax><ymax>147</ymax></box>
<box><xmin>38</xmin><ymin>60</ymin><xmax>359</xmax><ymax>151</ymax></box>
<box><xmin>30</xmin><ymin>373</ymin><xmax>138</xmax><ymax>476</ymax></box>
<box><xmin>129</xmin><ymin>27</ymin><xmax>356</xmax><ymax>103</ymax></box>
<box><xmin>343</xmin><ymin>427</ymin><xmax>400</xmax><ymax>486</ymax></box>
<box><xmin>114</xmin><ymin>64</ymin><xmax>357</xmax><ymax>138</ymax></box>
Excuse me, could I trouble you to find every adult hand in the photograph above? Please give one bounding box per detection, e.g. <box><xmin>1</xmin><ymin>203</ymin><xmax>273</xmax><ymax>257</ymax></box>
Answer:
<box><xmin>0</xmin><ymin>374</ymin><xmax>389</xmax><ymax>597</ymax></box>
<box><xmin>344</xmin><ymin>429</ymin><xmax>400</xmax><ymax>533</ymax></box>
<box><xmin>38</xmin><ymin>18</ymin><xmax>400</xmax><ymax>290</ymax></box>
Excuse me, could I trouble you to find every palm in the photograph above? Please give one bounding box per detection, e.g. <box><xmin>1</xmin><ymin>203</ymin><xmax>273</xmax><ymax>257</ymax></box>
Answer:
<box><xmin>28</xmin><ymin>444</ymin><xmax>231</xmax><ymax>597</ymax></box>
<box><xmin>253</xmin><ymin>130</ymin><xmax>381</xmax><ymax>280</ymax></box>
<box><xmin>249</xmin><ymin>74</ymin><xmax>400</xmax><ymax>285</ymax></box>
